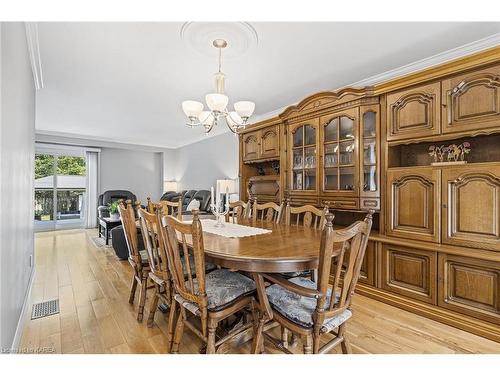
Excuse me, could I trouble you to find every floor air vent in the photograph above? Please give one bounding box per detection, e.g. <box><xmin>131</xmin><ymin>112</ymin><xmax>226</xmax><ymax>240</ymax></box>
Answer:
<box><xmin>31</xmin><ymin>299</ymin><xmax>60</xmax><ymax>320</ymax></box>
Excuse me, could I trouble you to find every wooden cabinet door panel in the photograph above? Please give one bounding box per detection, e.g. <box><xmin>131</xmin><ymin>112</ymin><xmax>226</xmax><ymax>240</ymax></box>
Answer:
<box><xmin>387</xmin><ymin>168</ymin><xmax>441</xmax><ymax>242</ymax></box>
<box><xmin>260</xmin><ymin>126</ymin><xmax>279</xmax><ymax>159</ymax></box>
<box><xmin>359</xmin><ymin>240</ymin><xmax>376</xmax><ymax>286</ymax></box>
<box><xmin>442</xmin><ymin>165</ymin><xmax>500</xmax><ymax>251</ymax></box>
<box><xmin>387</xmin><ymin>82</ymin><xmax>441</xmax><ymax>141</ymax></box>
<box><xmin>242</xmin><ymin>131</ymin><xmax>259</xmax><ymax>161</ymax></box>
<box><xmin>381</xmin><ymin>244</ymin><xmax>437</xmax><ymax>304</ymax></box>
<box><xmin>442</xmin><ymin>65</ymin><xmax>500</xmax><ymax>134</ymax></box>
<box><xmin>438</xmin><ymin>254</ymin><xmax>500</xmax><ymax>324</ymax></box>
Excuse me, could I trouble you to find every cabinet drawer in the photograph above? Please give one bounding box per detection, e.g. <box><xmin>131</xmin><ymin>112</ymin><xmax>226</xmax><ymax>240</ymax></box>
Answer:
<box><xmin>381</xmin><ymin>244</ymin><xmax>437</xmax><ymax>304</ymax></box>
<box><xmin>438</xmin><ymin>254</ymin><xmax>500</xmax><ymax>325</ymax></box>
<box><xmin>289</xmin><ymin>195</ymin><xmax>319</xmax><ymax>206</ymax></box>
<box><xmin>322</xmin><ymin>198</ymin><xmax>359</xmax><ymax>210</ymax></box>
<box><xmin>360</xmin><ymin>198</ymin><xmax>380</xmax><ymax>210</ymax></box>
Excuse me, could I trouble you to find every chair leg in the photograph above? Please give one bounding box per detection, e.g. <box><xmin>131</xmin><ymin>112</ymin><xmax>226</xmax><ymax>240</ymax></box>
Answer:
<box><xmin>128</xmin><ymin>276</ymin><xmax>138</xmax><ymax>304</ymax></box>
<box><xmin>147</xmin><ymin>284</ymin><xmax>160</xmax><ymax>328</ymax></box>
<box><xmin>206</xmin><ymin>318</ymin><xmax>218</xmax><ymax>354</ymax></box>
<box><xmin>339</xmin><ymin>324</ymin><xmax>352</xmax><ymax>354</ymax></box>
<box><xmin>171</xmin><ymin>307</ymin><xmax>185</xmax><ymax>354</ymax></box>
<box><xmin>137</xmin><ymin>275</ymin><xmax>148</xmax><ymax>322</ymax></box>
<box><xmin>303</xmin><ymin>334</ymin><xmax>313</xmax><ymax>354</ymax></box>
<box><xmin>290</xmin><ymin>333</ymin><xmax>299</xmax><ymax>348</ymax></box>
<box><xmin>166</xmin><ymin>299</ymin><xmax>178</xmax><ymax>353</ymax></box>
<box><xmin>281</xmin><ymin>327</ymin><xmax>289</xmax><ymax>349</ymax></box>
<box><xmin>251</xmin><ymin>316</ymin><xmax>266</xmax><ymax>354</ymax></box>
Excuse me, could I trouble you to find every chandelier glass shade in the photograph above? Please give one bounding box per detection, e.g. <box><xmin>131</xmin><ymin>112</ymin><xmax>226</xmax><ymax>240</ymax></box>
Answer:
<box><xmin>181</xmin><ymin>39</ymin><xmax>255</xmax><ymax>134</ymax></box>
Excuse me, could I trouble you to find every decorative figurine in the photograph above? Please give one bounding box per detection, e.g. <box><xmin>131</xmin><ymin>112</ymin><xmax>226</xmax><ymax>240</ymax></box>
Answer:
<box><xmin>429</xmin><ymin>142</ymin><xmax>471</xmax><ymax>165</ymax></box>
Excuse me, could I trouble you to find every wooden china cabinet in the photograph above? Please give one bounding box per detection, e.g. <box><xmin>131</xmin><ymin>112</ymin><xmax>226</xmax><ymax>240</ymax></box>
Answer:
<box><xmin>238</xmin><ymin>47</ymin><xmax>500</xmax><ymax>342</ymax></box>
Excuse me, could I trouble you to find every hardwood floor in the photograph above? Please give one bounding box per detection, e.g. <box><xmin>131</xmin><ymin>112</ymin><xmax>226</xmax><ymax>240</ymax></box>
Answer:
<box><xmin>19</xmin><ymin>229</ymin><xmax>500</xmax><ymax>354</ymax></box>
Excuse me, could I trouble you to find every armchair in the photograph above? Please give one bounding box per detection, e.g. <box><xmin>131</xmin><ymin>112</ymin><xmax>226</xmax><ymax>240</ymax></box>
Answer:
<box><xmin>97</xmin><ymin>190</ymin><xmax>137</xmax><ymax>218</ymax></box>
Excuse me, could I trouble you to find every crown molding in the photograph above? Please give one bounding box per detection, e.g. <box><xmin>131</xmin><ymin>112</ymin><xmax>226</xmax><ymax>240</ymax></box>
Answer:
<box><xmin>348</xmin><ymin>33</ymin><xmax>500</xmax><ymax>88</ymax></box>
<box><xmin>25</xmin><ymin>22</ymin><xmax>44</xmax><ymax>90</ymax></box>
<box><xmin>35</xmin><ymin>130</ymin><xmax>174</xmax><ymax>152</ymax></box>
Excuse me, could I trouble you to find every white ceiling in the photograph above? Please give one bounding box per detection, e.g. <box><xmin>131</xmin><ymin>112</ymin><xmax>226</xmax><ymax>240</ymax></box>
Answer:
<box><xmin>35</xmin><ymin>22</ymin><xmax>500</xmax><ymax>148</ymax></box>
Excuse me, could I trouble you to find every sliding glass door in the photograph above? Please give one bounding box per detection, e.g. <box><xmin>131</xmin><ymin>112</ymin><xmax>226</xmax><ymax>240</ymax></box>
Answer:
<box><xmin>34</xmin><ymin>153</ymin><xmax>87</xmax><ymax>231</ymax></box>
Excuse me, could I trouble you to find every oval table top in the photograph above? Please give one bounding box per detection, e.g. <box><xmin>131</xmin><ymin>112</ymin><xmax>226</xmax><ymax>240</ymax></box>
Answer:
<box><xmin>199</xmin><ymin>219</ymin><xmax>322</xmax><ymax>273</ymax></box>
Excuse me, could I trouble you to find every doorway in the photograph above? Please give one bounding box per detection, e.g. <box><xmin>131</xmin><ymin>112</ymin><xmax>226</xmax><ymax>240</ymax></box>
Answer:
<box><xmin>34</xmin><ymin>152</ymin><xmax>87</xmax><ymax>231</ymax></box>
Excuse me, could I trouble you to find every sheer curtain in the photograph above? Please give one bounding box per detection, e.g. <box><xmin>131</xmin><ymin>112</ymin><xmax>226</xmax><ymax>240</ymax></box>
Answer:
<box><xmin>86</xmin><ymin>151</ymin><xmax>99</xmax><ymax>228</ymax></box>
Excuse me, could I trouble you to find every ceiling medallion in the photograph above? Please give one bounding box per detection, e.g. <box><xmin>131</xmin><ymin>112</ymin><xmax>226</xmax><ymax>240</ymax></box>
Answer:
<box><xmin>181</xmin><ymin>39</ymin><xmax>255</xmax><ymax>134</ymax></box>
<box><xmin>180</xmin><ymin>22</ymin><xmax>258</xmax><ymax>60</ymax></box>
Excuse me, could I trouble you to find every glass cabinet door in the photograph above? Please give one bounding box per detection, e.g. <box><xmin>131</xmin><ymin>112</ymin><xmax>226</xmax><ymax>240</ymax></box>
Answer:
<box><xmin>360</xmin><ymin>106</ymin><xmax>379</xmax><ymax>195</ymax></box>
<box><xmin>322</xmin><ymin>110</ymin><xmax>358</xmax><ymax>194</ymax></box>
<box><xmin>290</xmin><ymin>121</ymin><xmax>318</xmax><ymax>192</ymax></box>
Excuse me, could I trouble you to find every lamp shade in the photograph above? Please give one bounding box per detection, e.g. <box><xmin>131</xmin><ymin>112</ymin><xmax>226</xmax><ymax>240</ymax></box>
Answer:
<box><xmin>226</xmin><ymin>112</ymin><xmax>243</xmax><ymax>127</ymax></box>
<box><xmin>216</xmin><ymin>179</ymin><xmax>237</xmax><ymax>195</ymax></box>
<box><xmin>234</xmin><ymin>101</ymin><xmax>255</xmax><ymax>119</ymax></box>
<box><xmin>163</xmin><ymin>180</ymin><xmax>178</xmax><ymax>192</ymax></box>
<box><xmin>205</xmin><ymin>93</ymin><xmax>229</xmax><ymax>112</ymax></box>
<box><xmin>182</xmin><ymin>100</ymin><xmax>203</xmax><ymax>118</ymax></box>
<box><xmin>198</xmin><ymin>111</ymin><xmax>214</xmax><ymax>126</ymax></box>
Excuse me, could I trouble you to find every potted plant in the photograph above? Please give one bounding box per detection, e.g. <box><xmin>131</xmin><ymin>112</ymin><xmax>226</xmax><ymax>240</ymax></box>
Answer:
<box><xmin>108</xmin><ymin>200</ymin><xmax>120</xmax><ymax>220</ymax></box>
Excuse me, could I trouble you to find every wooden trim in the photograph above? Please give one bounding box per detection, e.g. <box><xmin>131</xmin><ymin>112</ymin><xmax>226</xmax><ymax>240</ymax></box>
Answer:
<box><xmin>373</xmin><ymin>46</ymin><xmax>500</xmax><ymax>95</ymax></box>
<box><xmin>238</xmin><ymin>116</ymin><xmax>282</xmax><ymax>134</ymax></box>
<box><xmin>356</xmin><ymin>283</ymin><xmax>500</xmax><ymax>343</ymax></box>
<box><xmin>368</xmin><ymin>233</ymin><xmax>500</xmax><ymax>262</ymax></box>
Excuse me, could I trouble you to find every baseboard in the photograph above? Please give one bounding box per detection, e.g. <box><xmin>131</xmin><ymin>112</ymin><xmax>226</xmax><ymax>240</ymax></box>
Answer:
<box><xmin>356</xmin><ymin>284</ymin><xmax>500</xmax><ymax>343</ymax></box>
<box><xmin>10</xmin><ymin>266</ymin><xmax>35</xmax><ymax>352</ymax></box>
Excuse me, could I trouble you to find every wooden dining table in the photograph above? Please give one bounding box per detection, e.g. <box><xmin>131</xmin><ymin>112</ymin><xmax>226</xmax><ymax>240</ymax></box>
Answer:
<box><xmin>195</xmin><ymin>218</ymin><xmax>324</xmax><ymax>353</ymax></box>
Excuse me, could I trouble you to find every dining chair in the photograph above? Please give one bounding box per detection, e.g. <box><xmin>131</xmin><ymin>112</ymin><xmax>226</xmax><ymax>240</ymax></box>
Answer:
<box><xmin>256</xmin><ymin>210</ymin><xmax>373</xmax><ymax>354</ymax></box>
<box><xmin>147</xmin><ymin>197</ymin><xmax>183</xmax><ymax>220</ymax></box>
<box><xmin>225</xmin><ymin>200</ymin><xmax>251</xmax><ymax>223</ymax></box>
<box><xmin>118</xmin><ymin>199</ymin><xmax>150</xmax><ymax>322</ymax></box>
<box><xmin>285</xmin><ymin>201</ymin><xmax>329</xmax><ymax>229</ymax></box>
<box><xmin>252</xmin><ymin>199</ymin><xmax>284</xmax><ymax>223</ymax></box>
<box><xmin>137</xmin><ymin>207</ymin><xmax>173</xmax><ymax>328</ymax></box>
<box><xmin>158</xmin><ymin>209</ymin><xmax>257</xmax><ymax>354</ymax></box>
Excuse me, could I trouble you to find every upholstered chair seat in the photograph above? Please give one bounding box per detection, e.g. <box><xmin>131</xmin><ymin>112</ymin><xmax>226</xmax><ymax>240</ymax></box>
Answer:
<box><xmin>266</xmin><ymin>276</ymin><xmax>352</xmax><ymax>333</ymax></box>
<box><xmin>174</xmin><ymin>269</ymin><xmax>256</xmax><ymax>316</ymax></box>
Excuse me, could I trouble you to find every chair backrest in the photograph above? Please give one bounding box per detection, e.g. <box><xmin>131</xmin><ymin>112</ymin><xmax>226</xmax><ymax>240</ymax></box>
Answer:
<box><xmin>137</xmin><ymin>207</ymin><xmax>169</xmax><ymax>280</ymax></box>
<box><xmin>158</xmin><ymin>210</ymin><xmax>208</xmax><ymax>322</ymax></box>
<box><xmin>252</xmin><ymin>199</ymin><xmax>283</xmax><ymax>223</ymax></box>
<box><xmin>146</xmin><ymin>197</ymin><xmax>183</xmax><ymax>220</ymax></box>
<box><xmin>117</xmin><ymin>199</ymin><xmax>143</xmax><ymax>264</ymax></box>
<box><xmin>315</xmin><ymin>211</ymin><xmax>373</xmax><ymax>326</ymax></box>
<box><xmin>226</xmin><ymin>200</ymin><xmax>250</xmax><ymax>223</ymax></box>
<box><xmin>285</xmin><ymin>201</ymin><xmax>329</xmax><ymax>230</ymax></box>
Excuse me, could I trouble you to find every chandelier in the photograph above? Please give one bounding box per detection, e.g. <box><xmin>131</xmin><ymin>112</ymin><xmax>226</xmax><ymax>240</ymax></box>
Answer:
<box><xmin>181</xmin><ymin>39</ymin><xmax>255</xmax><ymax>134</ymax></box>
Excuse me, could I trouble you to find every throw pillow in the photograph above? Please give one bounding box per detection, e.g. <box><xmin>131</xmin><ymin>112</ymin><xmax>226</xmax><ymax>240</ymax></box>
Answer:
<box><xmin>186</xmin><ymin>199</ymin><xmax>200</xmax><ymax>212</ymax></box>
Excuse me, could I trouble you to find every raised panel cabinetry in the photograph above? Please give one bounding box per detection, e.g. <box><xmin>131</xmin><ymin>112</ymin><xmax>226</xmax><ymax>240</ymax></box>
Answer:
<box><xmin>381</xmin><ymin>244</ymin><xmax>437</xmax><ymax>304</ymax></box>
<box><xmin>260</xmin><ymin>126</ymin><xmax>280</xmax><ymax>159</ymax></box>
<box><xmin>442</xmin><ymin>164</ymin><xmax>500</xmax><ymax>251</ymax></box>
<box><xmin>386</xmin><ymin>168</ymin><xmax>441</xmax><ymax>243</ymax></box>
<box><xmin>242</xmin><ymin>126</ymin><xmax>279</xmax><ymax>162</ymax></box>
<box><xmin>438</xmin><ymin>254</ymin><xmax>500</xmax><ymax>324</ymax></box>
<box><xmin>386</xmin><ymin>82</ymin><xmax>441</xmax><ymax>141</ymax></box>
<box><xmin>442</xmin><ymin>65</ymin><xmax>500</xmax><ymax>134</ymax></box>
<box><xmin>242</xmin><ymin>131</ymin><xmax>259</xmax><ymax>161</ymax></box>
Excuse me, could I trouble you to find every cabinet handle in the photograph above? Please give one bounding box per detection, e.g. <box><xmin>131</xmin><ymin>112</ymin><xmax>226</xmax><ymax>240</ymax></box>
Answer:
<box><xmin>442</xmin><ymin>203</ymin><xmax>447</xmax><ymax>209</ymax></box>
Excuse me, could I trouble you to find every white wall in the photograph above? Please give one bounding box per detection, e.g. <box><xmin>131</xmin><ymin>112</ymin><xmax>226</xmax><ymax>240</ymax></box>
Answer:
<box><xmin>165</xmin><ymin>131</ymin><xmax>239</xmax><ymax>191</ymax></box>
<box><xmin>100</xmin><ymin>148</ymin><xmax>163</xmax><ymax>203</ymax></box>
<box><xmin>0</xmin><ymin>23</ymin><xmax>36</xmax><ymax>350</ymax></box>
